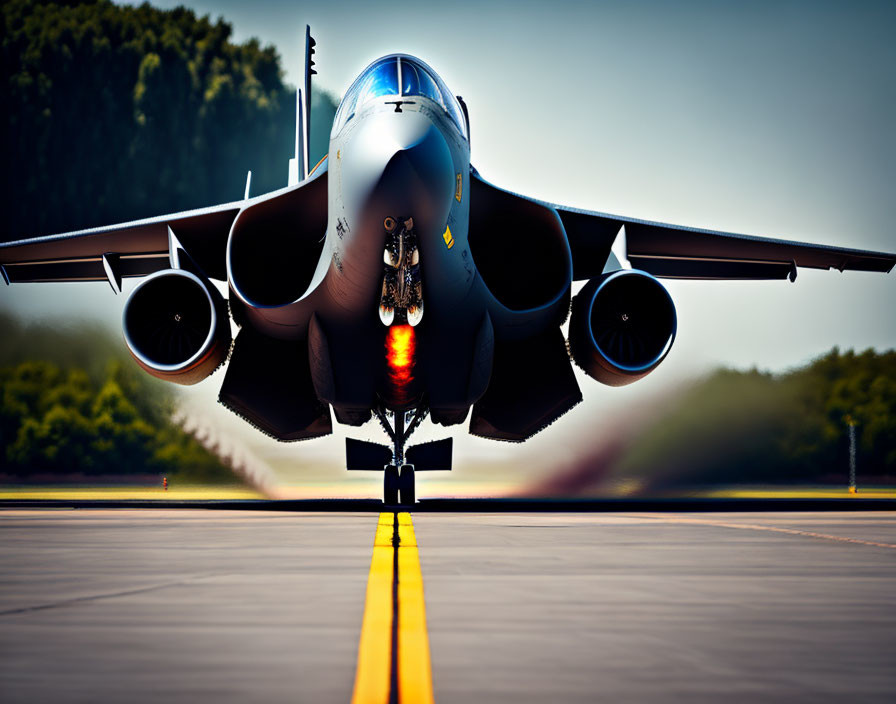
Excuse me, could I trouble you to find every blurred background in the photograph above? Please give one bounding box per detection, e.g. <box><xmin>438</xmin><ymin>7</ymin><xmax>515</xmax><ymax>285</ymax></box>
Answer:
<box><xmin>2</xmin><ymin>0</ymin><xmax>894</xmax><ymax>498</ymax></box>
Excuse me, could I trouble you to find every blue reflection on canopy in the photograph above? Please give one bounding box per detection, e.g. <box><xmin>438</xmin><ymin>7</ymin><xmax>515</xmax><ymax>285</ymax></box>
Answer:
<box><xmin>332</xmin><ymin>55</ymin><xmax>467</xmax><ymax>139</ymax></box>
<box><xmin>401</xmin><ymin>60</ymin><xmax>443</xmax><ymax>105</ymax></box>
<box><xmin>332</xmin><ymin>57</ymin><xmax>398</xmax><ymax>134</ymax></box>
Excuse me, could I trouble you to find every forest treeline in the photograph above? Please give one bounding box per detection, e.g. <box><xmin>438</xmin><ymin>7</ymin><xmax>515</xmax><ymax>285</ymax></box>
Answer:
<box><xmin>0</xmin><ymin>312</ymin><xmax>238</xmax><ymax>482</ymax></box>
<box><xmin>2</xmin><ymin>0</ymin><xmax>337</xmax><ymax>242</ymax></box>
<box><xmin>614</xmin><ymin>348</ymin><xmax>896</xmax><ymax>488</ymax></box>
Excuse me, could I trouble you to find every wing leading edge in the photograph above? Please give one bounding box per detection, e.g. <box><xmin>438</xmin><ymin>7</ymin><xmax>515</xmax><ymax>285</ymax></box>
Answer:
<box><xmin>470</xmin><ymin>169</ymin><xmax>896</xmax><ymax>282</ymax></box>
<box><xmin>0</xmin><ymin>199</ymin><xmax>245</xmax><ymax>285</ymax></box>
<box><xmin>1</xmin><ymin>159</ymin><xmax>331</xmax><ymax>287</ymax></box>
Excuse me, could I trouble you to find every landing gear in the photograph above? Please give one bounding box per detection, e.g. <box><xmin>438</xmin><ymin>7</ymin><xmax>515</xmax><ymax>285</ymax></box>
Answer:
<box><xmin>384</xmin><ymin>464</ymin><xmax>400</xmax><ymax>505</ymax></box>
<box><xmin>384</xmin><ymin>463</ymin><xmax>415</xmax><ymax>505</ymax></box>
<box><xmin>399</xmin><ymin>464</ymin><xmax>415</xmax><ymax>505</ymax></box>
<box><xmin>374</xmin><ymin>405</ymin><xmax>427</xmax><ymax>505</ymax></box>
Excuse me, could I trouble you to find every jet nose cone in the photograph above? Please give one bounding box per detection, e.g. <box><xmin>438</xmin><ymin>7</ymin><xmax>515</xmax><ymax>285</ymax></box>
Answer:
<box><xmin>382</xmin><ymin>108</ymin><xmax>440</xmax><ymax>153</ymax></box>
<box><xmin>341</xmin><ymin>110</ymin><xmax>455</xmax><ymax>227</ymax></box>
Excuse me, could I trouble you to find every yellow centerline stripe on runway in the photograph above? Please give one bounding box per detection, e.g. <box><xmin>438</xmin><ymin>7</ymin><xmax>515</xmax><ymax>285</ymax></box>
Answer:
<box><xmin>351</xmin><ymin>513</ymin><xmax>396</xmax><ymax>704</ymax></box>
<box><xmin>351</xmin><ymin>512</ymin><xmax>435</xmax><ymax>704</ymax></box>
<box><xmin>396</xmin><ymin>512</ymin><xmax>435</xmax><ymax>704</ymax></box>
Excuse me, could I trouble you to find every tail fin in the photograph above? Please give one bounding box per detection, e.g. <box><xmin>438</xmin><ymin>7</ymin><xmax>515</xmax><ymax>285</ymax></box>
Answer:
<box><xmin>288</xmin><ymin>25</ymin><xmax>317</xmax><ymax>187</ymax></box>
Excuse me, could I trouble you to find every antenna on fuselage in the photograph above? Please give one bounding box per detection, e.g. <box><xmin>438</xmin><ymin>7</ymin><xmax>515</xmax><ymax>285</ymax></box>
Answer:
<box><xmin>288</xmin><ymin>25</ymin><xmax>316</xmax><ymax>186</ymax></box>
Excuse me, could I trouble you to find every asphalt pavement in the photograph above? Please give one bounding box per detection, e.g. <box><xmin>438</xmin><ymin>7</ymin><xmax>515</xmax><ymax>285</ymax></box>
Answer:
<box><xmin>1</xmin><ymin>509</ymin><xmax>894</xmax><ymax>703</ymax></box>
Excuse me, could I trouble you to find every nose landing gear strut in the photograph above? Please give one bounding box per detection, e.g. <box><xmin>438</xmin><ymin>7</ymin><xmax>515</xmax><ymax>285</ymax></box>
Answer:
<box><xmin>375</xmin><ymin>405</ymin><xmax>427</xmax><ymax>505</ymax></box>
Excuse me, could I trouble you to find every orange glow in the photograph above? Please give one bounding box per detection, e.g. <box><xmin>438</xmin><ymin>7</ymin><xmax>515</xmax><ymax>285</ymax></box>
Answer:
<box><xmin>386</xmin><ymin>324</ymin><xmax>416</xmax><ymax>388</ymax></box>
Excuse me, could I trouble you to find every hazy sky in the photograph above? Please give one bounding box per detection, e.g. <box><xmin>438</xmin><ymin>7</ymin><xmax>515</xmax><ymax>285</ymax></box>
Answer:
<box><xmin>4</xmin><ymin>0</ymin><xmax>895</xmax><ymax>493</ymax></box>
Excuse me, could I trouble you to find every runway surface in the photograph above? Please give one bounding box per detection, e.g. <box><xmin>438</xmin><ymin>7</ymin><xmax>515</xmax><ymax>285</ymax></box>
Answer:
<box><xmin>1</xmin><ymin>509</ymin><xmax>894</xmax><ymax>703</ymax></box>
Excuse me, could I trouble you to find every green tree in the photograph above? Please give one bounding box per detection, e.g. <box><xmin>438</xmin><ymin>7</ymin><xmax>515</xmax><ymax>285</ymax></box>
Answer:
<box><xmin>2</xmin><ymin>0</ymin><xmax>337</xmax><ymax>241</ymax></box>
<box><xmin>615</xmin><ymin>348</ymin><xmax>896</xmax><ymax>488</ymax></box>
<box><xmin>1</xmin><ymin>315</ymin><xmax>242</xmax><ymax>484</ymax></box>
<box><xmin>9</xmin><ymin>404</ymin><xmax>96</xmax><ymax>474</ymax></box>
<box><xmin>89</xmin><ymin>377</ymin><xmax>156</xmax><ymax>475</ymax></box>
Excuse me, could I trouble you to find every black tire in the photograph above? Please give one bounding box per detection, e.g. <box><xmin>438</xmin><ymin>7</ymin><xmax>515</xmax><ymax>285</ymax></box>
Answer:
<box><xmin>399</xmin><ymin>464</ymin><xmax>415</xmax><ymax>505</ymax></box>
<box><xmin>384</xmin><ymin>464</ymin><xmax>399</xmax><ymax>505</ymax></box>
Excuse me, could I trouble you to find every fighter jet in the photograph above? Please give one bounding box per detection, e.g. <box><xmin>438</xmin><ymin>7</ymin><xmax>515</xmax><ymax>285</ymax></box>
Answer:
<box><xmin>2</xmin><ymin>28</ymin><xmax>894</xmax><ymax>503</ymax></box>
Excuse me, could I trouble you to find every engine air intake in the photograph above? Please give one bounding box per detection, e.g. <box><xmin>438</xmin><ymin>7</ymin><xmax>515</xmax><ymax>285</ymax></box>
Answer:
<box><xmin>569</xmin><ymin>270</ymin><xmax>676</xmax><ymax>387</ymax></box>
<box><xmin>123</xmin><ymin>269</ymin><xmax>231</xmax><ymax>385</ymax></box>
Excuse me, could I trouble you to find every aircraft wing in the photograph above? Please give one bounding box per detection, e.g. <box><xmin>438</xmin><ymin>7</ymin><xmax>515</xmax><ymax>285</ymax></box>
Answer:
<box><xmin>0</xmin><ymin>199</ymin><xmax>245</xmax><ymax>285</ymax></box>
<box><xmin>559</xmin><ymin>205</ymin><xmax>896</xmax><ymax>282</ymax></box>
<box><xmin>471</xmin><ymin>170</ymin><xmax>896</xmax><ymax>282</ymax></box>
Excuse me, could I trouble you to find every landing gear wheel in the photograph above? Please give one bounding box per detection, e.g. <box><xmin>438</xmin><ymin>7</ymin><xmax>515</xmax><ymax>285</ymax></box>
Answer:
<box><xmin>384</xmin><ymin>464</ymin><xmax>399</xmax><ymax>505</ymax></box>
<box><xmin>399</xmin><ymin>464</ymin><xmax>415</xmax><ymax>505</ymax></box>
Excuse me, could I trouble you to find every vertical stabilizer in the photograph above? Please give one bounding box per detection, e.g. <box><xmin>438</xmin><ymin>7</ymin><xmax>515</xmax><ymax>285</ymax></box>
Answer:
<box><xmin>287</xmin><ymin>25</ymin><xmax>316</xmax><ymax>186</ymax></box>
<box><xmin>303</xmin><ymin>25</ymin><xmax>316</xmax><ymax>180</ymax></box>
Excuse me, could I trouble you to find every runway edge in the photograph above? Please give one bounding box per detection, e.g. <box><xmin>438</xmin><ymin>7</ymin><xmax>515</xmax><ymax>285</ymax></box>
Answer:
<box><xmin>1</xmin><ymin>497</ymin><xmax>894</xmax><ymax>512</ymax></box>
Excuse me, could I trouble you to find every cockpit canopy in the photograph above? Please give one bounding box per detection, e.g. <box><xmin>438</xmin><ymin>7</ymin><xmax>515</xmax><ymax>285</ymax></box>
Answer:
<box><xmin>331</xmin><ymin>55</ymin><xmax>467</xmax><ymax>139</ymax></box>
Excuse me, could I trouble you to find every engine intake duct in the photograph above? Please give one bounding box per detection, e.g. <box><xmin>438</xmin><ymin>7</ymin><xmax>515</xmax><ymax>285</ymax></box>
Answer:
<box><xmin>123</xmin><ymin>269</ymin><xmax>231</xmax><ymax>385</ymax></box>
<box><xmin>219</xmin><ymin>328</ymin><xmax>332</xmax><ymax>442</ymax></box>
<box><xmin>468</xmin><ymin>173</ymin><xmax>572</xmax><ymax>335</ymax></box>
<box><xmin>227</xmin><ymin>170</ymin><xmax>327</xmax><ymax>310</ymax></box>
<box><xmin>569</xmin><ymin>270</ymin><xmax>676</xmax><ymax>387</ymax></box>
<box><xmin>470</xmin><ymin>327</ymin><xmax>581</xmax><ymax>442</ymax></box>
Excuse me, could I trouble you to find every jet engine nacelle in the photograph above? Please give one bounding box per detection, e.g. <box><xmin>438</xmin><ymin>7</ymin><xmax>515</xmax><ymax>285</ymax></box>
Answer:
<box><xmin>123</xmin><ymin>269</ymin><xmax>231</xmax><ymax>385</ymax></box>
<box><xmin>569</xmin><ymin>270</ymin><xmax>676</xmax><ymax>387</ymax></box>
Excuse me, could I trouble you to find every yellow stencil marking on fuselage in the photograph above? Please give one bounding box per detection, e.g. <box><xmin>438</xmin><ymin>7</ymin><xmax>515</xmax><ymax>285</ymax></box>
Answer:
<box><xmin>443</xmin><ymin>225</ymin><xmax>455</xmax><ymax>249</ymax></box>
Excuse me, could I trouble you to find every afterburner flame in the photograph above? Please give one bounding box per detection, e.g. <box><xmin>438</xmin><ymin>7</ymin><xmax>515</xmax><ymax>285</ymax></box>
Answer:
<box><xmin>386</xmin><ymin>324</ymin><xmax>416</xmax><ymax>387</ymax></box>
